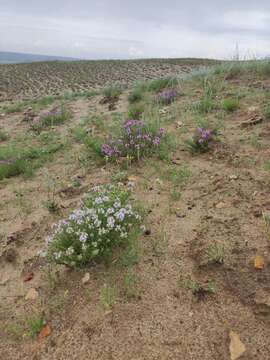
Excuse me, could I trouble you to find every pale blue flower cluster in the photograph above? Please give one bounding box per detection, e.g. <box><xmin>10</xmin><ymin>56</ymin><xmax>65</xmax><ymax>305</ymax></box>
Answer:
<box><xmin>44</xmin><ymin>185</ymin><xmax>141</xmax><ymax>267</ymax></box>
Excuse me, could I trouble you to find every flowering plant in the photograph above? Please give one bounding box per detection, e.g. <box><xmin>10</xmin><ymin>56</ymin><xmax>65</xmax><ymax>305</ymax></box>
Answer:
<box><xmin>44</xmin><ymin>185</ymin><xmax>141</xmax><ymax>267</ymax></box>
<box><xmin>157</xmin><ymin>89</ymin><xmax>177</xmax><ymax>105</ymax></box>
<box><xmin>101</xmin><ymin>119</ymin><xmax>165</xmax><ymax>161</ymax></box>
<box><xmin>185</xmin><ymin>127</ymin><xmax>215</xmax><ymax>153</ymax></box>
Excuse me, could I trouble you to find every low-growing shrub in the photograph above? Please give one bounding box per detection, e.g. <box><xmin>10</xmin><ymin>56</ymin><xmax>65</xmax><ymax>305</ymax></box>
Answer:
<box><xmin>44</xmin><ymin>185</ymin><xmax>141</xmax><ymax>267</ymax></box>
<box><xmin>101</xmin><ymin>119</ymin><xmax>165</xmax><ymax>162</ymax></box>
<box><xmin>185</xmin><ymin>127</ymin><xmax>215</xmax><ymax>154</ymax></box>
<box><xmin>221</xmin><ymin>98</ymin><xmax>239</xmax><ymax>112</ymax></box>
<box><xmin>157</xmin><ymin>89</ymin><xmax>177</xmax><ymax>105</ymax></box>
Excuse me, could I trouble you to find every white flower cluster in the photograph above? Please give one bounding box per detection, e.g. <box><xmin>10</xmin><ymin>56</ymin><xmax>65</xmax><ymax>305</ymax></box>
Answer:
<box><xmin>43</xmin><ymin>185</ymin><xmax>141</xmax><ymax>266</ymax></box>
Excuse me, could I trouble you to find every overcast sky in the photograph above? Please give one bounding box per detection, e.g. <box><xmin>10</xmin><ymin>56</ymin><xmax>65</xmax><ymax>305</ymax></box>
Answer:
<box><xmin>0</xmin><ymin>1</ymin><xmax>269</xmax><ymax>60</ymax></box>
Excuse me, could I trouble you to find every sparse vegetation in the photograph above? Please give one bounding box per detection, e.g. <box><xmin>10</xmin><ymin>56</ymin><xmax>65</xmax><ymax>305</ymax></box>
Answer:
<box><xmin>2</xmin><ymin>58</ymin><xmax>270</xmax><ymax>359</ymax></box>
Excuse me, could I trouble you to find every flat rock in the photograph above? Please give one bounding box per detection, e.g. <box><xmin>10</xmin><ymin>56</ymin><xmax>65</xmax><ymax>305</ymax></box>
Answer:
<box><xmin>25</xmin><ymin>288</ymin><xmax>39</xmax><ymax>300</ymax></box>
<box><xmin>229</xmin><ymin>331</ymin><xmax>246</xmax><ymax>360</ymax></box>
<box><xmin>216</xmin><ymin>201</ymin><xmax>227</xmax><ymax>209</ymax></box>
<box><xmin>82</xmin><ymin>273</ymin><xmax>90</xmax><ymax>285</ymax></box>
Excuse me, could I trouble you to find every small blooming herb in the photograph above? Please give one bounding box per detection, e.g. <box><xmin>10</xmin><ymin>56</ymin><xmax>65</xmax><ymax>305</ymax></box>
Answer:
<box><xmin>101</xmin><ymin>119</ymin><xmax>165</xmax><ymax>161</ymax></box>
<box><xmin>185</xmin><ymin>127</ymin><xmax>215</xmax><ymax>153</ymax></box>
<box><xmin>157</xmin><ymin>89</ymin><xmax>177</xmax><ymax>105</ymax></box>
<box><xmin>44</xmin><ymin>185</ymin><xmax>141</xmax><ymax>267</ymax></box>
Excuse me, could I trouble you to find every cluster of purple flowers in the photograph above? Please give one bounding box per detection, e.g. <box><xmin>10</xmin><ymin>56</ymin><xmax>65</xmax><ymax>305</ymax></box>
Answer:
<box><xmin>101</xmin><ymin>119</ymin><xmax>165</xmax><ymax>160</ymax></box>
<box><xmin>195</xmin><ymin>127</ymin><xmax>212</xmax><ymax>145</ymax></box>
<box><xmin>157</xmin><ymin>89</ymin><xmax>177</xmax><ymax>105</ymax></box>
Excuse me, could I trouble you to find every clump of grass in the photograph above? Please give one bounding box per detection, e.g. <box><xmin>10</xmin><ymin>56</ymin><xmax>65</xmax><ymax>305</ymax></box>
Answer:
<box><xmin>221</xmin><ymin>98</ymin><xmax>239</xmax><ymax>112</ymax></box>
<box><xmin>128</xmin><ymin>87</ymin><xmax>145</xmax><ymax>104</ymax></box>
<box><xmin>168</xmin><ymin>165</ymin><xmax>192</xmax><ymax>186</ymax></box>
<box><xmin>0</xmin><ymin>142</ymin><xmax>64</xmax><ymax>181</ymax></box>
<box><xmin>32</xmin><ymin>105</ymin><xmax>71</xmax><ymax>132</ymax></box>
<box><xmin>2</xmin><ymin>103</ymin><xmax>24</xmax><ymax>114</ymax></box>
<box><xmin>84</xmin><ymin>137</ymin><xmax>104</xmax><ymax>161</ymax></box>
<box><xmin>127</xmin><ymin>102</ymin><xmax>145</xmax><ymax>119</ymax></box>
<box><xmin>112</xmin><ymin>170</ymin><xmax>129</xmax><ymax>183</ymax></box>
<box><xmin>147</xmin><ymin>77</ymin><xmax>178</xmax><ymax>93</ymax></box>
<box><xmin>192</xmin><ymin>97</ymin><xmax>215</xmax><ymax>114</ymax></box>
<box><xmin>71</xmin><ymin>126</ymin><xmax>88</xmax><ymax>143</ymax></box>
<box><xmin>264</xmin><ymin>104</ymin><xmax>270</xmax><ymax>120</ymax></box>
<box><xmin>0</xmin><ymin>159</ymin><xmax>32</xmax><ymax>180</ymax></box>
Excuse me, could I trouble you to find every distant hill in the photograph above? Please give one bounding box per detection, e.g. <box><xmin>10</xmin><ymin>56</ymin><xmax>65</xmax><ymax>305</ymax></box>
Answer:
<box><xmin>0</xmin><ymin>51</ymin><xmax>79</xmax><ymax>64</ymax></box>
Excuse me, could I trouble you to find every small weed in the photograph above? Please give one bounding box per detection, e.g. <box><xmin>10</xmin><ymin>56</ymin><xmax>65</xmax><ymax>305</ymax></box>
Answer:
<box><xmin>127</xmin><ymin>102</ymin><xmax>145</xmax><ymax>119</ymax></box>
<box><xmin>170</xmin><ymin>188</ymin><xmax>182</xmax><ymax>201</ymax></box>
<box><xmin>112</xmin><ymin>170</ymin><xmax>129</xmax><ymax>183</ymax></box>
<box><xmin>122</xmin><ymin>269</ymin><xmax>138</xmax><ymax>300</ymax></box>
<box><xmin>167</xmin><ymin>165</ymin><xmax>192</xmax><ymax>186</ymax></box>
<box><xmin>206</xmin><ymin>244</ymin><xmax>225</xmax><ymax>264</ymax></box>
<box><xmin>263</xmin><ymin>160</ymin><xmax>270</xmax><ymax>171</ymax></box>
<box><xmin>5</xmin><ymin>323</ymin><xmax>24</xmax><ymax>339</ymax></box>
<box><xmin>43</xmin><ymin>174</ymin><xmax>59</xmax><ymax>213</ymax></box>
<box><xmin>72</xmin><ymin>178</ymin><xmax>81</xmax><ymax>188</ymax></box>
<box><xmin>250</xmin><ymin>134</ymin><xmax>262</xmax><ymax>149</ymax></box>
<box><xmin>100</xmin><ymin>285</ymin><xmax>116</xmax><ymax>309</ymax></box>
<box><xmin>44</xmin><ymin>199</ymin><xmax>59</xmax><ymax>213</ymax></box>
<box><xmin>178</xmin><ymin>276</ymin><xmax>217</xmax><ymax>300</ymax></box>
<box><xmin>83</xmin><ymin>288</ymin><xmax>92</xmax><ymax>302</ymax></box>
<box><xmin>26</xmin><ymin>316</ymin><xmax>44</xmax><ymax>338</ymax></box>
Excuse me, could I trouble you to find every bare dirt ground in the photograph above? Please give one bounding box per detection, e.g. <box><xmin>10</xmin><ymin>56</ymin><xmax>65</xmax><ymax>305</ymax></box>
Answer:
<box><xmin>0</xmin><ymin>66</ymin><xmax>270</xmax><ymax>359</ymax></box>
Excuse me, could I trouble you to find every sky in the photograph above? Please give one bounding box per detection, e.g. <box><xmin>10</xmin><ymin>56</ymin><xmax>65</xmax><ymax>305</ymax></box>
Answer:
<box><xmin>0</xmin><ymin>0</ymin><xmax>270</xmax><ymax>60</ymax></box>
